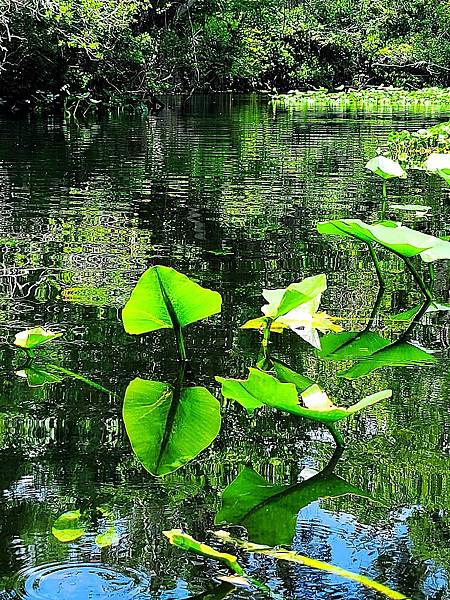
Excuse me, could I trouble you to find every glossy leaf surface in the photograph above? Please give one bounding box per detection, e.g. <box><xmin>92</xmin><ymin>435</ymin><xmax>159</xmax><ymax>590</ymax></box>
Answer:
<box><xmin>216</xmin><ymin>368</ymin><xmax>391</xmax><ymax>423</ymax></box>
<box><xmin>123</xmin><ymin>378</ymin><xmax>221</xmax><ymax>476</ymax></box>
<box><xmin>122</xmin><ymin>265</ymin><xmax>222</xmax><ymax>334</ymax></box>
<box><xmin>215</xmin><ymin>466</ymin><xmax>370</xmax><ymax>546</ymax></box>
<box><xmin>214</xmin><ymin>532</ymin><xmax>411</xmax><ymax>600</ymax></box>
<box><xmin>317</xmin><ymin>219</ymin><xmax>450</xmax><ymax>262</ymax></box>
<box><xmin>261</xmin><ymin>274</ymin><xmax>327</xmax><ymax>319</ymax></box>
<box><xmin>14</xmin><ymin>327</ymin><xmax>62</xmax><ymax>349</ymax></box>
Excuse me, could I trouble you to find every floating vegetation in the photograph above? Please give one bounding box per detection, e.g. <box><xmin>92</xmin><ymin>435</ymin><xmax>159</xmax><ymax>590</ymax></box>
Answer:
<box><xmin>216</xmin><ymin>367</ymin><xmax>391</xmax><ymax>446</ymax></box>
<box><xmin>13</xmin><ymin>327</ymin><xmax>62</xmax><ymax>350</ymax></box>
<box><xmin>271</xmin><ymin>87</ymin><xmax>450</xmax><ymax>113</ymax></box>
<box><xmin>52</xmin><ymin>507</ymin><xmax>119</xmax><ymax>548</ymax></box>
<box><xmin>383</xmin><ymin>121</ymin><xmax>450</xmax><ymax>168</ymax></box>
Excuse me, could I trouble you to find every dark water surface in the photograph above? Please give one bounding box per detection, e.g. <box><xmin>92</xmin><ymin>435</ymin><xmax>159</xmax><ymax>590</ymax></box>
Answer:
<box><xmin>1</xmin><ymin>94</ymin><xmax>450</xmax><ymax>599</ymax></box>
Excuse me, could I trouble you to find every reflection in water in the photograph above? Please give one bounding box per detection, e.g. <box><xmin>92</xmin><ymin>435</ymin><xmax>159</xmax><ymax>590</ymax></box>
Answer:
<box><xmin>0</xmin><ymin>97</ymin><xmax>450</xmax><ymax>599</ymax></box>
<box><xmin>14</xmin><ymin>563</ymin><xmax>151</xmax><ymax>599</ymax></box>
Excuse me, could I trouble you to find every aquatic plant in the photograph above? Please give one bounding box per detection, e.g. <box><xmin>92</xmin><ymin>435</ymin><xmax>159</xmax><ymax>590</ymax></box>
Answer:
<box><xmin>271</xmin><ymin>88</ymin><xmax>450</xmax><ymax>115</ymax></box>
<box><xmin>216</xmin><ymin>367</ymin><xmax>391</xmax><ymax>445</ymax></box>
<box><xmin>13</xmin><ymin>327</ymin><xmax>62</xmax><ymax>352</ymax></box>
<box><xmin>365</xmin><ymin>155</ymin><xmax>406</xmax><ymax>213</ymax></box>
<box><xmin>383</xmin><ymin>121</ymin><xmax>450</xmax><ymax>169</ymax></box>
<box><xmin>366</xmin><ymin>156</ymin><xmax>406</xmax><ymax>180</ymax></box>
<box><xmin>123</xmin><ymin>372</ymin><xmax>221</xmax><ymax>476</ymax></box>
<box><xmin>122</xmin><ymin>265</ymin><xmax>222</xmax><ymax>360</ymax></box>
<box><xmin>241</xmin><ymin>274</ymin><xmax>341</xmax><ymax>352</ymax></box>
<box><xmin>318</xmin><ymin>218</ymin><xmax>450</xmax><ymax>299</ymax></box>
<box><xmin>164</xmin><ymin>528</ymin><xmax>411</xmax><ymax>599</ymax></box>
<box><xmin>52</xmin><ymin>507</ymin><xmax>119</xmax><ymax>547</ymax></box>
<box><xmin>424</xmin><ymin>153</ymin><xmax>450</xmax><ymax>185</ymax></box>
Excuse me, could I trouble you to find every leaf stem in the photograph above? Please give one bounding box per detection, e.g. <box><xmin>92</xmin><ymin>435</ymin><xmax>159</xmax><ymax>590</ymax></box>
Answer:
<box><xmin>366</xmin><ymin>242</ymin><xmax>385</xmax><ymax>289</ymax></box>
<box><xmin>257</xmin><ymin>318</ymin><xmax>272</xmax><ymax>370</ymax></box>
<box><xmin>402</xmin><ymin>257</ymin><xmax>433</xmax><ymax>300</ymax></box>
<box><xmin>381</xmin><ymin>180</ymin><xmax>387</xmax><ymax>219</ymax></box>
<box><xmin>174</xmin><ymin>322</ymin><xmax>187</xmax><ymax>362</ymax></box>
<box><xmin>327</xmin><ymin>423</ymin><xmax>345</xmax><ymax>447</ymax></box>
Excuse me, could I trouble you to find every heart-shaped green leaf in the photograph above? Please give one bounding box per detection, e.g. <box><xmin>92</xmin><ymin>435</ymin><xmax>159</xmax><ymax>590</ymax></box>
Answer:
<box><xmin>122</xmin><ymin>266</ymin><xmax>222</xmax><ymax>335</ymax></box>
<box><xmin>123</xmin><ymin>378</ymin><xmax>221</xmax><ymax>476</ymax></box>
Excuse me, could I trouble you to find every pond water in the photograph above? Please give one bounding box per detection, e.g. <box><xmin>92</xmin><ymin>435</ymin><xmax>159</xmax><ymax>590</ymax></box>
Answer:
<box><xmin>1</xmin><ymin>94</ymin><xmax>450</xmax><ymax>600</ymax></box>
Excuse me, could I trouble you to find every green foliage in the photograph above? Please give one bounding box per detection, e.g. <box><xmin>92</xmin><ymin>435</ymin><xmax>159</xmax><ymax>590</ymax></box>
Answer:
<box><xmin>13</xmin><ymin>327</ymin><xmax>62</xmax><ymax>349</ymax></box>
<box><xmin>216</xmin><ymin>367</ymin><xmax>391</xmax><ymax>424</ymax></box>
<box><xmin>365</xmin><ymin>156</ymin><xmax>406</xmax><ymax>180</ymax></box>
<box><xmin>122</xmin><ymin>266</ymin><xmax>222</xmax><ymax>335</ymax></box>
<box><xmin>318</xmin><ymin>218</ymin><xmax>450</xmax><ymax>262</ymax></box>
<box><xmin>123</xmin><ymin>377</ymin><xmax>221</xmax><ymax>476</ymax></box>
<box><xmin>384</xmin><ymin>121</ymin><xmax>450</xmax><ymax>168</ymax></box>
<box><xmin>163</xmin><ymin>529</ymin><xmax>245</xmax><ymax>575</ymax></box>
<box><xmin>52</xmin><ymin>507</ymin><xmax>119</xmax><ymax>547</ymax></box>
<box><xmin>5</xmin><ymin>0</ymin><xmax>450</xmax><ymax>110</ymax></box>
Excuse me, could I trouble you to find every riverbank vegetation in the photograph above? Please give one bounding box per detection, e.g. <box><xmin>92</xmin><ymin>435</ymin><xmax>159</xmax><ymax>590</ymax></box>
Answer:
<box><xmin>3</xmin><ymin>0</ymin><xmax>450</xmax><ymax>112</ymax></box>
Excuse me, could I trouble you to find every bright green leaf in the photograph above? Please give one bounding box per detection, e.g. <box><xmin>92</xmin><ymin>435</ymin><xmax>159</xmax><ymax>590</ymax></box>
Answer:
<box><xmin>317</xmin><ymin>218</ymin><xmax>450</xmax><ymax>262</ymax></box>
<box><xmin>214</xmin><ymin>532</ymin><xmax>411</xmax><ymax>600</ymax></box>
<box><xmin>216</xmin><ymin>368</ymin><xmax>391</xmax><ymax>424</ymax></box>
<box><xmin>122</xmin><ymin>266</ymin><xmax>222</xmax><ymax>335</ymax></box>
<box><xmin>52</xmin><ymin>510</ymin><xmax>85</xmax><ymax>543</ymax></box>
<box><xmin>14</xmin><ymin>327</ymin><xmax>62</xmax><ymax>349</ymax></box>
<box><xmin>261</xmin><ymin>274</ymin><xmax>327</xmax><ymax>319</ymax></box>
<box><xmin>123</xmin><ymin>378</ymin><xmax>221</xmax><ymax>476</ymax></box>
<box><xmin>163</xmin><ymin>529</ymin><xmax>244</xmax><ymax>575</ymax></box>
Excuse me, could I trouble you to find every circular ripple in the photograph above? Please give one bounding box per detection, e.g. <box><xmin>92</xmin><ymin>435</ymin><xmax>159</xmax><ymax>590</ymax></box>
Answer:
<box><xmin>15</xmin><ymin>563</ymin><xmax>151</xmax><ymax>600</ymax></box>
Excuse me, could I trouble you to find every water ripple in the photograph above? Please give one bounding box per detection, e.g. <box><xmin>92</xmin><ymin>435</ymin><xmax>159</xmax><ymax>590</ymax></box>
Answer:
<box><xmin>14</xmin><ymin>562</ymin><xmax>152</xmax><ymax>600</ymax></box>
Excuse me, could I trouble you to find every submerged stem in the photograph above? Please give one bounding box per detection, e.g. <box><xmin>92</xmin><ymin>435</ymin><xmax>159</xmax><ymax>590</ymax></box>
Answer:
<box><xmin>366</xmin><ymin>242</ymin><xmax>386</xmax><ymax>289</ymax></box>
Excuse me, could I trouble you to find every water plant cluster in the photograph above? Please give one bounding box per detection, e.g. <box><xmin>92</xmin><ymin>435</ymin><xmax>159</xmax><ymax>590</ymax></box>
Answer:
<box><xmin>271</xmin><ymin>87</ymin><xmax>450</xmax><ymax>112</ymax></box>
<box><xmin>10</xmin><ymin>141</ymin><xmax>450</xmax><ymax>598</ymax></box>
<box><xmin>383</xmin><ymin>120</ymin><xmax>450</xmax><ymax>169</ymax></box>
